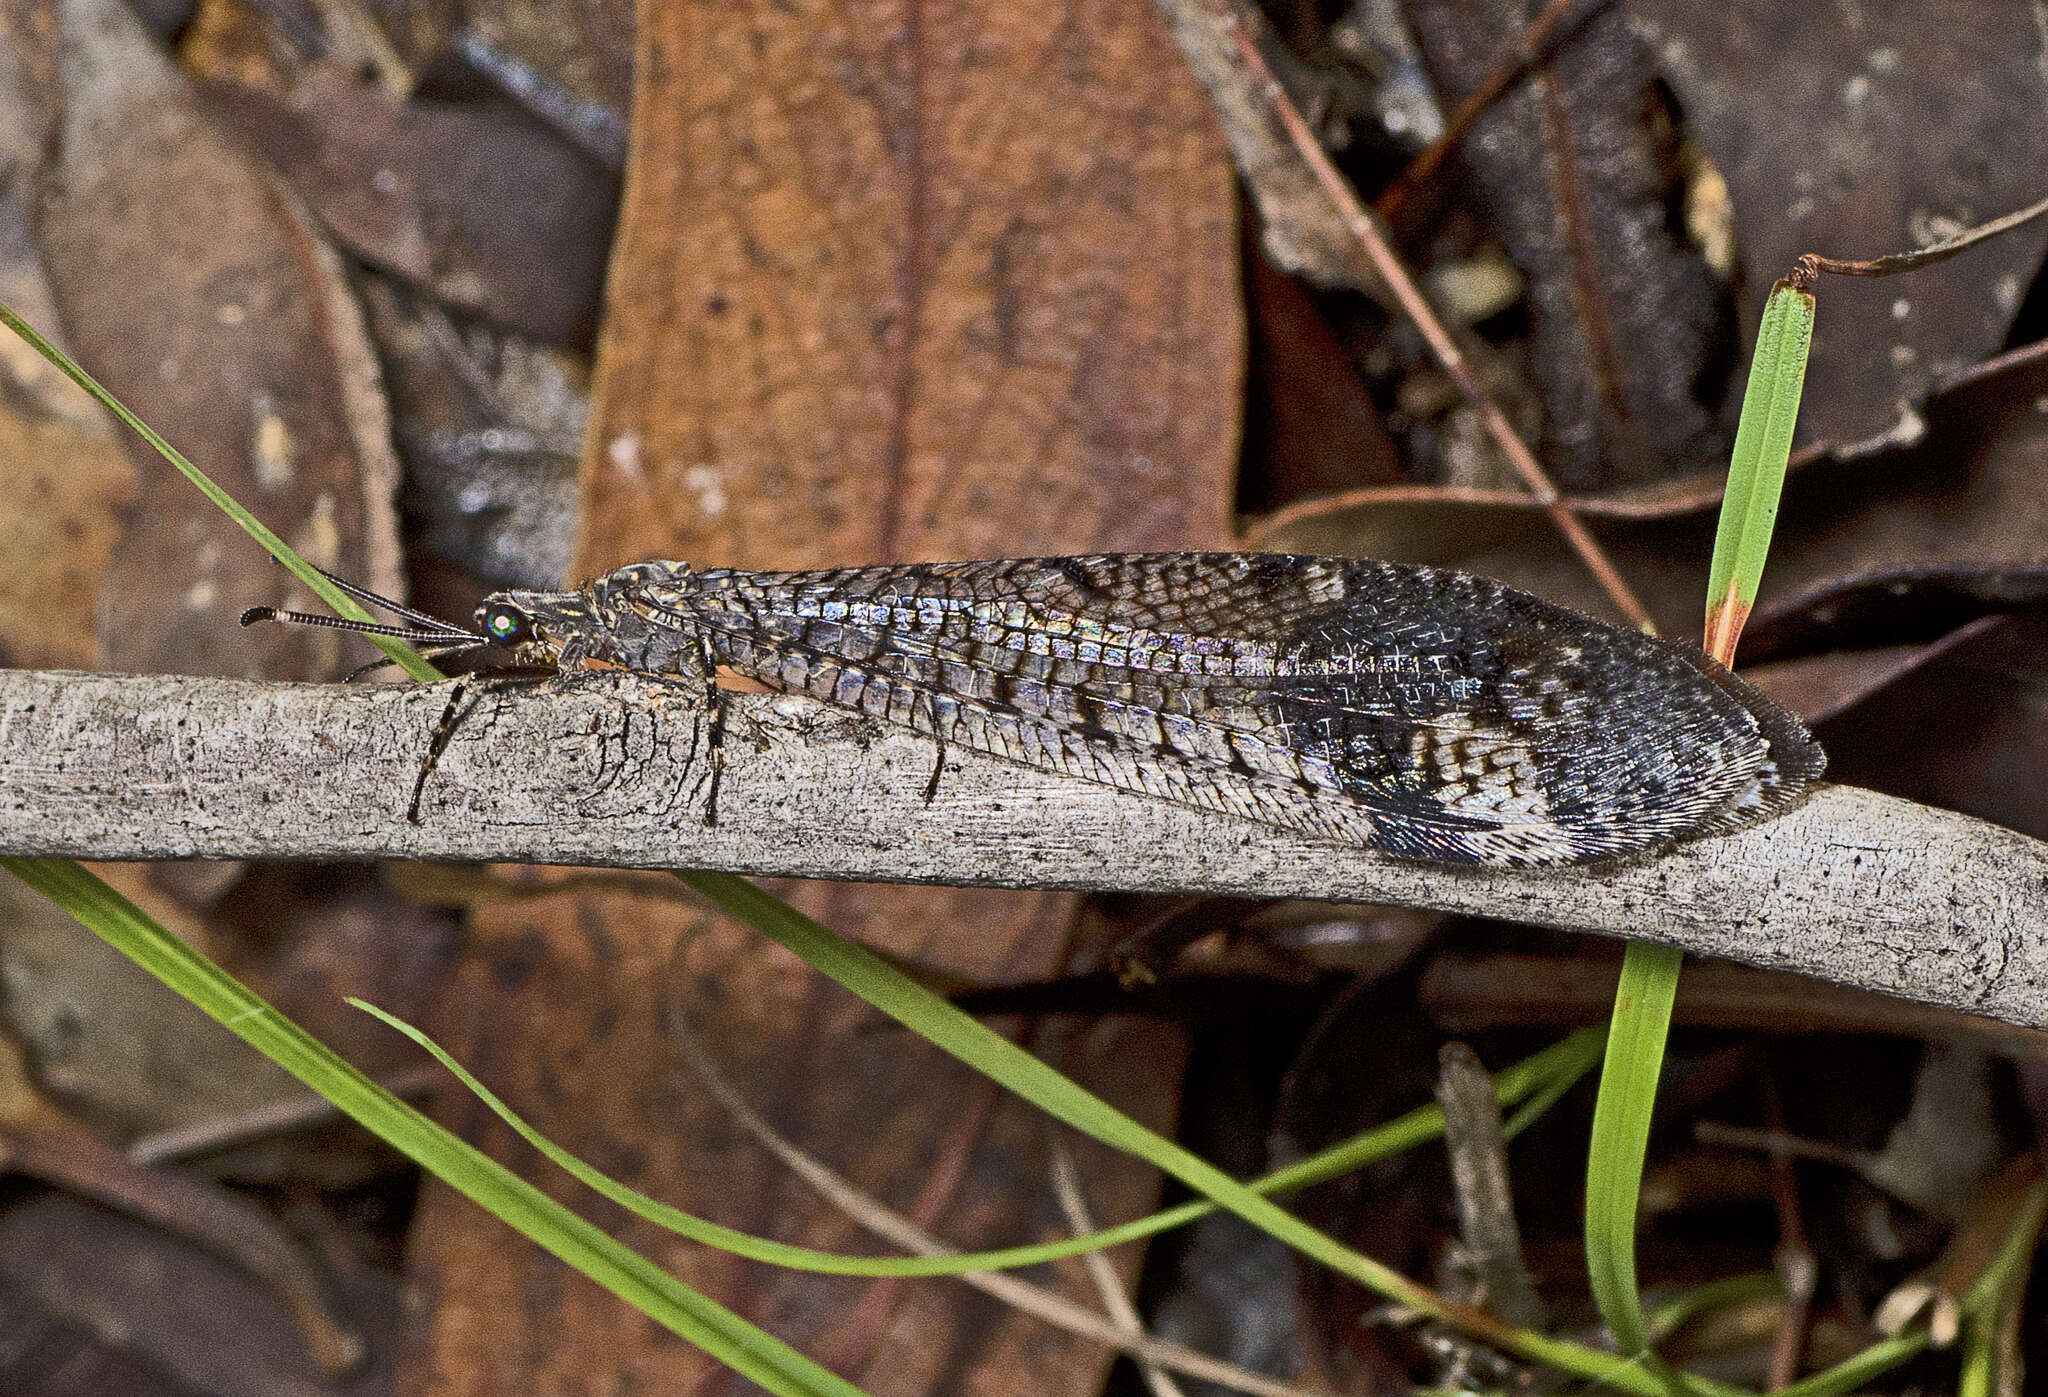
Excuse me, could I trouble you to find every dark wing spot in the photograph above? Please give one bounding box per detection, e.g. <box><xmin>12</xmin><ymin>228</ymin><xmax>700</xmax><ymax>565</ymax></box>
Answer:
<box><xmin>1225</xmin><ymin>740</ymin><xmax>1257</xmax><ymax>779</ymax></box>
<box><xmin>985</xmin><ymin>670</ymin><xmax>1022</xmax><ymax>715</ymax></box>
<box><xmin>1052</xmin><ymin>557</ymin><xmax>1115</xmax><ymax>605</ymax></box>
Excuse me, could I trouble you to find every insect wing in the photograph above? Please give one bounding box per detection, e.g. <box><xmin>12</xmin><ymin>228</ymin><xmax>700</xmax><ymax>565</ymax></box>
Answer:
<box><xmin>975</xmin><ymin>555</ymin><xmax>1788</xmax><ymax>862</ymax></box>
<box><xmin>657</xmin><ymin>555</ymin><xmax>1815</xmax><ymax>866</ymax></box>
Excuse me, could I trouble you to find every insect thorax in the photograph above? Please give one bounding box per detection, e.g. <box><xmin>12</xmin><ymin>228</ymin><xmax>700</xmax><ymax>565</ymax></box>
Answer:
<box><xmin>583</xmin><ymin>561</ymin><xmax>707</xmax><ymax>675</ymax></box>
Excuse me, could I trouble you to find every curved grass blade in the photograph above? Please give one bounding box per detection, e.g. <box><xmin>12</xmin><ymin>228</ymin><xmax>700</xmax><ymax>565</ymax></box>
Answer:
<box><xmin>357</xmin><ymin>999</ymin><xmax>1602</xmax><ymax>1278</ymax></box>
<box><xmin>1576</xmin><ymin>199</ymin><xmax>2047</xmax><ymax>1391</ymax></box>
<box><xmin>0</xmin><ymin>857</ymin><xmax>864</xmax><ymax>1397</ymax></box>
<box><xmin>1585</xmin><ymin>274</ymin><xmax>1817</xmax><ymax>1394</ymax></box>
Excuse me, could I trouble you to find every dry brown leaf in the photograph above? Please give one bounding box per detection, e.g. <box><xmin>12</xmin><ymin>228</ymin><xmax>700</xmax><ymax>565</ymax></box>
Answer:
<box><xmin>403</xmin><ymin>884</ymin><xmax>1184</xmax><ymax>1396</ymax></box>
<box><xmin>1403</xmin><ymin>0</ymin><xmax>1735</xmax><ymax>490</ymax></box>
<box><xmin>0</xmin><ymin>15</ymin><xmax>134</xmax><ymax>669</ymax></box>
<box><xmin>0</xmin><ymin>1191</ymin><xmax>394</xmax><ymax>1394</ymax></box>
<box><xmin>34</xmin><ymin>0</ymin><xmax>405</xmax><ymax>680</ymax></box>
<box><xmin>207</xmin><ymin>64</ymin><xmax>618</xmax><ymax>347</ymax></box>
<box><xmin>0</xmin><ymin>408</ymin><xmax>133</xmax><ymax>669</ymax></box>
<box><xmin>1259</xmin><ymin>340</ymin><xmax>2048</xmax><ymax>636</ymax></box>
<box><xmin>0</xmin><ymin>867</ymin><xmax>300</xmax><ymax>1141</ymax></box>
<box><xmin>1630</xmin><ymin>0</ymin><xmax>2048</xmax><ymax>456</ymax></box>
<box><xmin>574</xmin><ymin>0</ymin><xmax>1239</xmax><ymax>570</ymax></box>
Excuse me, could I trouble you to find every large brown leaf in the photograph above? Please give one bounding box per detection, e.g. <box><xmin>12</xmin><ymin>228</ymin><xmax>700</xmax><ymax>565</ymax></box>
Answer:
<box><xmin>574</xmin><ymin>0</ymin><xmax>1239</xmax><ymax>570</ymax></box>
<box><xmin>34</xmin><ymin>0</ymin><xmax>405</xmax><ymax>680</ymax></box>
<box><xmin>403</xmin><ymin>2</ymin><xmax>1241</xmax><ymax>1393</ymax></box>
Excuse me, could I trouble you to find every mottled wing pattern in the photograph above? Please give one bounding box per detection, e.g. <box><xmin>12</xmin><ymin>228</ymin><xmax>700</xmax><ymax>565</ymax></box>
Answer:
<box><xmin>1663</xmin><ymin>641</ymin><xmax>1826</xmax><ymax>834</ymax></box>
<box><xmin>624</xmin><ymin>553</ymin><xmax>1821</xmax><ymax>866</ymax></box>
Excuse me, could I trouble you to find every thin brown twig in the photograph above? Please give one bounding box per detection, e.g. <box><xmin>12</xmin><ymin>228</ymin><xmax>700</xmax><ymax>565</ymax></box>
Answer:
<box><xmin>662</xmin><ymin>1005</ymin><xmax>1345</xmax><ymax>1397</ymax></box>
<box><xmin>127</xmin><ymin>1062</ymin><xmax>444</xmax><ymax>1164</ymax></box>
<box><xmin>1242</xmin><ymin>446</ymin><xmax>1840</xmax><ymax>544</ymax></box>
<box><xmin>1374</xmin><ymin>0</ymin><xmax>1586</xmax><ymax>220</ymax></box>
<box><xmin>1203</xmin><ymin>0</ymin><xmax>1656</xmax><ymax>631</ymax></box>
<box><xmin>1760</xmin><ymin>1079</ymin><xmax>1816</xmax><ymax>1389</ymax></box>
<box><xmin>1049</xmin><ymin>1137</ymin><xmax>1189</xmax><ymax>1397</ymax></box>
<box><xmin>1787</xmin><ymin>193</ymin><xmax>2048</xmax><ymax>289</ymax></box>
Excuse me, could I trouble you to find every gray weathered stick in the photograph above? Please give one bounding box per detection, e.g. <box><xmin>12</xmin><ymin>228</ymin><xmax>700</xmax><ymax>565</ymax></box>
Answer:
<box><xmin>3</xmin><ymin>667</ymin><xmax>2044</xmax><ymax>1029</ymax></box>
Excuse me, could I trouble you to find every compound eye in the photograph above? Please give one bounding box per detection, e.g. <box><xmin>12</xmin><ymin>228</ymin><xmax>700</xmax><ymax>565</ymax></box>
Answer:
<box><xmin>481</xmin><ymin>604</ymin><xmax>530</xmax><ymax>645</ymax></box>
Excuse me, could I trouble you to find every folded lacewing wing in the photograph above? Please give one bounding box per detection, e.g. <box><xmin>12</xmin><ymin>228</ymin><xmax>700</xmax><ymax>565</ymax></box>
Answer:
<box><xmin>254</xmin><ymin>552</ymin><xmax>1823</xmax><ymax>866</ymax></box>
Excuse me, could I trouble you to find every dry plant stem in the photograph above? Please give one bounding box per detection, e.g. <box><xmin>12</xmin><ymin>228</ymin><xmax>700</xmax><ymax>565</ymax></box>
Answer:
<box><xmin>1421</xmin><ymin>955</ymin><xmax>2048</xmax><ymax>1060</ymax></box>
<box><xmin>1201</xmin><ymin>0</ymin><xmax>1654</xmax><ymax>631</ymax></box>
<box><xmin>1436</xmin><ymin>1043</ymin><xmax>1546</xmax><ymax>1331</ymax></box>
<box><xmin>126</xmin><ymin>1062</ymin><xmax>443</xmax><ymax>1165</ymax></box>
<box><xmin>664</xmin><ymin>1010</ymin><xmax>1335</xmax><ymax>1397</ymax></box>
<box><xmin>1787</xmin><ymin>193</ymin><xmax>2048</xmax><ymax>288</ymax></box>
<box><xmin>1373</xmin><ymin>0</ymin><xmax>1582</xmax><ymax>220</ymax></box>
<box><xmin>809</xmin><ymin>1078</ymin><xmax>1000</xmax><ymax>1375</ymax></box>
<box><xmin>1689</xmin><ymin>1123</ymin><xmax>1872</xmax><ymax>1175</ymax></box>
<box><xmin>1049</xmin><ymin>1139</ymin><xmax>1187</xmax><ymax>1397</ymax></box>
<box><xmin>6</xmin><ymin>668</ymin><xmax>2048</xmax><ymax>1027</ymax></box>
<box><xmin>1762</xmin><ymin>1083</ymin><xmax>1817</xmax><ymax>1389</ymax></box>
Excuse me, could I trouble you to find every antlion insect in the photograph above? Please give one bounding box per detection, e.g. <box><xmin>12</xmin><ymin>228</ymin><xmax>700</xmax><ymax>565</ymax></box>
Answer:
<box><xmin>246</xmin><ymin>552</ymin><xmax>1823</xmax><ymax>866</ymax></box>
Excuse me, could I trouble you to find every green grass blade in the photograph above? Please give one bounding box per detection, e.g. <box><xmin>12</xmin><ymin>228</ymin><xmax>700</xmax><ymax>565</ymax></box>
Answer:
<box><xmin>1768</xmin><ymin>1331</ymin><xmax>1933</xmax><ymax>1397</ymax></box>
<box><xmin>1500</xmin><ymin>1032</ymin><xmax>1600</xmax><ymax>1141</ymax></box>
<box><xmin>1954</xmin><ymin>1171</ymin><xmax>2048</xmax><ymax>1397</ymax></box>
<box><xmin>0</xmin><ymin>300</ymin><xmax>439</xmax><ymax>681</ymax></box>
<box><xmin>1</xmin><ymin>857</ymin><xmax>866</xmax><ymax>1397</ymax></box>
<box><xmin>1958</xmin><ymin>1306</ymin><xmax>1995</xmax><ymax>1397</ymax></box>
<box><xmin>1703</xmin><ymin>281</ymin><xmax>1816</xmax><ymax>652</ymax></box>
<box><xmin>1583</xmin><ymin>940</ymin><xmax>1683</xmax><ymax>1370</ymax></box>
<box><xmin>357</xmin><ymin>1000</ymin><xmax>1603</xmax><ymax>1278</ymax></box>
<box><xmin>680</xmin><ymin>870</ymin><xmax>1669</xmax><ymax>1394</ymax></box>
<box><xmin>1582</xmin><ymin>277</ymin><xmax>1818</xmax><ymax>1392</ymax></box>
<box><xmin>1644</xmin><ymin>1272</ymin><xmax>1781</xmax><ymax>1347</ymax></box>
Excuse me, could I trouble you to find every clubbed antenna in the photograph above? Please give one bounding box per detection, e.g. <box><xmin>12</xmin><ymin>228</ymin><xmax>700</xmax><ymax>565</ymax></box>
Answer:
<box><xmin>241</xmin><ymin>563</ymin><xmax>486</xmax><ymax>660</ymax></box>
<box><xmin>239</xmin><ymin>604</ymin><xmax>478</xmax><ymax>645</ymax></box>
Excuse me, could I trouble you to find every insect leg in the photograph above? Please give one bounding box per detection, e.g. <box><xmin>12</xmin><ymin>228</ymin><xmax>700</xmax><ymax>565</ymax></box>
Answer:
<box><xmin>406</xmin><ymin>669</ymin><xmax>555</xmax><ymax>822</ymax></box>
<box><xmin>409</xmin><ymin>681</ymin><xmax>472</xmax><ymax>823</ymax></box>
<box><xmin>699</xmin><ymin>632</ymin><xmax>726</xmax><ymax>828</ymax></box>
<box><xmin>923</xmin><ymin>734</ymin><xmax>948</xmax><ymax>805</ymax></box>
<box><xmin>344</xmin><ymin>655</ymin><xmax>404</xmax><ymax>683</ymax></box>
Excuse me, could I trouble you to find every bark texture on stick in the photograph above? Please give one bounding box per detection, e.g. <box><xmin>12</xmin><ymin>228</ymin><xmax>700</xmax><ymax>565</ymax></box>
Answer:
<box><xmin>3</xmin><ymin>667</ymin><xmax>2044</xmax><ymax>1028</ymax></box>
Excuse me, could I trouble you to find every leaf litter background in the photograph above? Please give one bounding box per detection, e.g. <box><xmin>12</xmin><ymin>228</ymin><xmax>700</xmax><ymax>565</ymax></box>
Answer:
<box><xmin>0</xmin><ymin>0</ymin><xmax>2045</xmax><ymax>1393</ymax></box>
